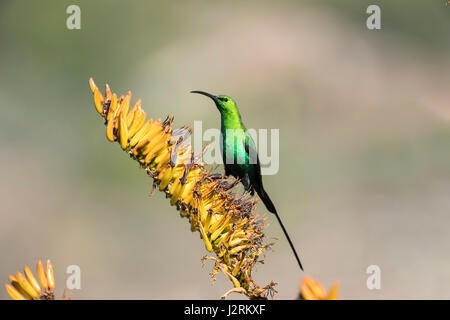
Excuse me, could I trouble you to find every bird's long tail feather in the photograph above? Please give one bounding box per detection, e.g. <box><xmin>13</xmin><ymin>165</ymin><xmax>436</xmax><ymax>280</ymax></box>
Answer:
<box><xmin>259</xmin><ymin>189</ymin><xmax>304</xmax><ymax>271</ymax></box>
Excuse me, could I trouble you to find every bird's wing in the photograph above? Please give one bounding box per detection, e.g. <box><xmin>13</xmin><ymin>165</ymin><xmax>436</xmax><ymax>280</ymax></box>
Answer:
<box><xmin>244</xmin><ymin>133</ymin><xmax>264</xmax><ymax>189</ymax></box>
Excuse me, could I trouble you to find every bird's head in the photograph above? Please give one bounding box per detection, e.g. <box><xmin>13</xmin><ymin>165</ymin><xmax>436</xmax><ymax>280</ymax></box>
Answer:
<box><xmin>190</xmin><ymin>91</ymin><xmax>237</xmax><ymax>114</ymax></box>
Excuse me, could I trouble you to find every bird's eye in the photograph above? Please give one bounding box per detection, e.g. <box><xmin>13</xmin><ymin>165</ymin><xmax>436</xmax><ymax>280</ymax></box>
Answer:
<box><xmin>219</xmin><ymin>97</ymin><xmax>228</xmax><ymax>102</ymax></box>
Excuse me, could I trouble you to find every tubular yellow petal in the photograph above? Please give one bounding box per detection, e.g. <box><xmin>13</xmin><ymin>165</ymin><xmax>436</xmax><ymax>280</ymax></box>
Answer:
<box><xmin>46</xmin><ymin>260</ymin><xmax>55</xmax><ymax>290</ymax></box>
<box><xmin>208</xmin><ymin>213</ymin><xmax>228</xmax><ymax>235</ymax></box>
<box><xmin>210</xmin><ymin>221</ymin><xmax>231</xmax><ymax>242</ymax></box>
<box><xmin>15</xmin><ymin>272</ymin><xmax>39</xmax><ymax>299</ymax></box>
<box><xmin>168</xmin><ymin>175</ymin><xmax>181</xmax><ymax>196</ymax></box>
<box><xmin>8</xmin><ymin>274</ymin><xmax>15</xmax><ymax>283</ymax></box>
<box><xmin>9</xmin><ymin>275</ymin><xmax>33</xmax><ymax>300</ymax></box>
<box><xmin>127</xmin><ymin>98</ymin><xmax>141</xmax><ymax>128</ymax></box>
<box><xmin>154</xmin><ymin>148</ymin><xmax>171</xmax><ymax>172</ymax></box>
<box><xmin>129</xmin><ymin>119</ymin><xmax>152</xmax><ymax>147</ymax></box>
<box><xmin>145</xmin><ymin>141</ymin><xmax>167</xmax><ymax>165</ymax></box>
<box><xmin>89</xmin><ymin>77</ymin><xmax>97</xmax><ymax>93</ymax></box>
<box><xmin>133</xmin><ymin>135</ymin><xmax>151</xmax><ymax>152</ymax></box>
<box><xmin>326</xmin><ymin>282</ymin><xmax>340</xmax><ymax>300</ymax></box>
<box><xmin>214</xmin><ymin>230</ymin><xmax>230</xmax><ymax>248</ymax></box>
<box><xmin>179</xmin><ymin>179</ymin><xmax>196</xmax><ymax>204</ymax></box>
<box><xmin>300</xmin><ymin>284</ymin><xmax>317</xmax><ymax>300</ymax></box>
<box><xmin>229</xmin><ymin>237</ymin><xmax>246</xmax><ymax>247</ymax></box>
<box><xmin>197</xmin><ymin>201</ymin><xmax>209</xmax><ymax>225</ymax></box>
<box><xmin>147</xmin><ymin>125</ymin><xmax>164</xmax><ymax>142</ymax></box>
<box><xmin>121</xmin><ymin>91</ymin><xmax>131</xmax><ymax>117</ymax></box>
<box><xmin>107</xmin><ymin>94</ymin><xmax>118</xmax><ymax>120</ymax></box>
<box><xmin>171</xmin><ymin>183</ymin><xmax>185</xmax><ymax>205</ymax></box>
<box><xmin>125</xmin><ymin>108</ymin><xmax>136</xmax><ymax>129</ymax></box>
<box><xmin>301</xmin><ymin>277</ymin><xmax>326</xmax><ymax>299</ymax></box>
<box><xmin>310</xmin><ymin>281</ymin><xmax>327</xmax><ymax>298</ymax></box>
<box><xmin>199</xmin><ymin>224</ymin><xmax>213</xmax><ymax>252</ymax></box>
<box><xmin>170</xmin><ymin>179</ymin><xmax>184</xmax><ymax>206</ymax></box>
<box><xmin>93</xmin><ymin>88</ymin><xmax>104</xmax><ymax>115</ymax></box>
<box><xmin>142</xmin><ymin>131</ymin><xmax>166</xmax><ymax>157</ymax></box>
<box><xmin>119</xmin><ymin>116</ymin><xmax>129</xmax><ymax>150</ymax></box>
<box><xmin>228</xmin><ymin>244</ymin><xmax>250</xmax><ymax>256</ymax></box>
<box><xmin>221</xmin><ymin>267</ymin><xmax>241</xmax><ymax>288</ymax></box>
<box><xmin>230</xmin><ymin>231</ymin><xmax>246</xmax><ymax>240</ymax></box>
<box><xmin>105</xmin><ymin>84</ymin><xmax>112</xmax><ymax>102</ymax></box>
<box><xmin>159</xmin><ymin>167</ymin><xmax>173</xmax><ymax>191</ymax></box>
<box><xmin>112</xmin><ymin>94</ymin><xmax>123</xmax><ymax>119</ymax></box>
<box><xmin>36</xmin><ymin>260</ymin><xmax>48</xmax><ymax>291</ymax></box>
<box><xmin>157</xmin><ymin>166</ymin><xmax>168</xmax><ymax>180</ymax></box>
<box><xmin>128</xmin><ymin>109</ymin><xmax>147</xmax><ymax>138</ymax></box>
<box><xmin>5</xmin><ymin>284</ymin><xmax>26</xmax><ymax>300</ymax></box>
<box><xmin>182</xmin><ymin>189</ymin><xmax>194</xmax><ymax>206</ymax></box>
<box><xmin>24</xmin><ymin>265</ymin><xmax>41</xmax><ymax>295</ymax></box>
<box><xmin>221</xmin><ymin>287</ymin><xmax>247</xmax><ymax>299</ymax></box>
<box><xmin>232</xmin><ymin>257</ymin><xmax>245</xmax><ymax>277</ymax></box>
<box><xmin>106</xmin><ymin>119</ymin><xmax>116</xmax><ymax>142</ymax></box>
<box><xmin>202</xmin><ymin>211</ymin><xmax>213</xmax><ymax>233</ymax></box>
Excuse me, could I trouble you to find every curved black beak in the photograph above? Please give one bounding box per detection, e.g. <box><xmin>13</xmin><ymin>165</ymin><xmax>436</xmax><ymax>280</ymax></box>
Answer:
<box><xmin>190</xmin><ymin>90</ymin><xmax>218</xmax><ymax>103</ymax></box>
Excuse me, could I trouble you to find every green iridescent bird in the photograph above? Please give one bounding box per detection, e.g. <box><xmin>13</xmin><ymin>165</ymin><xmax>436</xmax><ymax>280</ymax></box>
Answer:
<box><xmin>191</xmin><ymin>91</ymin><xmax>304</xmax><ymax>271</ymax></box>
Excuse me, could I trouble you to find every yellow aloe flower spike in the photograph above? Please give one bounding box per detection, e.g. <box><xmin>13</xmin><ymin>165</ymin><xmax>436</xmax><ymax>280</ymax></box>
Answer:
<box><xmin>88</xmin><ymin>78</ymin><xmax>275</xmax><ymax>299</ymax></box>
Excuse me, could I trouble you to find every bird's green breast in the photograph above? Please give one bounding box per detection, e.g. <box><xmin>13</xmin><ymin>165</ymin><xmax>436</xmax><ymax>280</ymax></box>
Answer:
<box><xmin>221</xmin><ymin>125</ymin><xmax>253</xmax><ymax>175</ymax></box>
<box><xmin>219</xmin><ymin>104</ymin><xmax>253</xmax><ymax>173</ymax></box>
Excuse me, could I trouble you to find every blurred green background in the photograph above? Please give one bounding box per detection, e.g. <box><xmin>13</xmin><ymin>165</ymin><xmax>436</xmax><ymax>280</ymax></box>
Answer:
<box><xmin>1</xmin><ymin>0</ymin><xmax>449</xmax><ymax>299</ymax></box>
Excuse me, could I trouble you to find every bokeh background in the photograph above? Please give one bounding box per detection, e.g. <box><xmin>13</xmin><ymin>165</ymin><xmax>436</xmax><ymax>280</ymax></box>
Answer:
<box><xmin>1</xmin><ymin>0</ymin><xmax>449</xmax><ymax>299</ymax></box>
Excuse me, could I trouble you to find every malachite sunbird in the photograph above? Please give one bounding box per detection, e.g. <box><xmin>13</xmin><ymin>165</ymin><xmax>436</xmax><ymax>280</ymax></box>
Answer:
<box><xmin>191</xmin><ymin>91</ymin><xmax>304</xmax><ymax>271</ymax></box>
